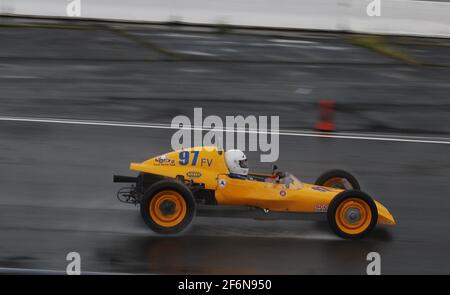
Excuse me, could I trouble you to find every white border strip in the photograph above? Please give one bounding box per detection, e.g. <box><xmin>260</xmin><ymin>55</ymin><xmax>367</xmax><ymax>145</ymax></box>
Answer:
<box><xmin>0</xmin><ymin>267</ymin><xmax>139</xmax><ymax>275</ymax></box>
<box><xmin>1</xmin><ymin>115</ymin><xmax>450</xmax><ymax>145</ymax></box>
<box><xmin>1</xmin><ymin>0</ymin><xmax>450</xmax><ymax>38</ymax></box>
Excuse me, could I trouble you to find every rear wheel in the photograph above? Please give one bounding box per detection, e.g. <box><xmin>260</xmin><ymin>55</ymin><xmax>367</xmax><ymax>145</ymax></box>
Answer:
<box><xmin>327</xmin><ymin>190</ymin><xmax>377</xmax><ymax>239</ymax></box>
<box><xmin>315</xmin><ymin>169</ymin><xmax>360</xmax><ymax>190</ymax></box>
<box><xmin>140</xmin><ymin>179</ymin><xmax>195</xmax><ymax>234</ymax></box>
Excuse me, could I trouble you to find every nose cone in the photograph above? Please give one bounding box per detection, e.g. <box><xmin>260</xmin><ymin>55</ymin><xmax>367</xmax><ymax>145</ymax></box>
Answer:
<box><xmin>375</xmin><ymin>201</ymin><xmax>396</xmax><ymax>225</ymax></box>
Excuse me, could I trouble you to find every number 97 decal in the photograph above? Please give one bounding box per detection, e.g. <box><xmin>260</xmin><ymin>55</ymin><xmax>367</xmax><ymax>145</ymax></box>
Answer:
<box><xmin>179</xmin><ymin>151</ymin><xmax>199</xmax><ymax>166</ymax></box>
<box><xmin>179</xmin><ymin>151</ymin><xmax>213</xmax><ymax>167</ymax></box>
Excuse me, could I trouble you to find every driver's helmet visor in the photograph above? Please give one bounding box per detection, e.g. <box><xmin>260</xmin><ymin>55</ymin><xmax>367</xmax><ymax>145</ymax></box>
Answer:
<box><xmin>239</xmin><ymin>159</ymin><xmax>248</xmax><ymax>169</ymax></box>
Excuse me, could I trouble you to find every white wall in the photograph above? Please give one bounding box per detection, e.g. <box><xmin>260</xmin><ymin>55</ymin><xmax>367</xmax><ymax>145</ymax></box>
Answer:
<box><xmin>1</xmin><ymin>0</ymin><xmax>449</xmax><ymax>37</ymax></box>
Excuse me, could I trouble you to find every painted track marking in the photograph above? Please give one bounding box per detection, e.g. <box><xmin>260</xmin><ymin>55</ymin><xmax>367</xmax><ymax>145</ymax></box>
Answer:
<box><xmin>1</xmin><ymin>115</ymin><xmax>450</xmax><ymax>145</ymax></box>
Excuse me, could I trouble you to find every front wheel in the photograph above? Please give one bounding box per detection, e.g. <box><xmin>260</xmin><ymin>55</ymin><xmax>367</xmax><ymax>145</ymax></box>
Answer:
<box><xmin>140</xmin><ymin>179</ymin><xmax>196</xmax><ymax>234</ymax></box>
<box><xmin>327</xmin><ymin>190</ymin><xmax>378</xmax><ymax>239</ymax></box>
<box><xmin>315</xmin><ymin>169</ymin><xmax>360</xmax><ymax>190</ymax></box>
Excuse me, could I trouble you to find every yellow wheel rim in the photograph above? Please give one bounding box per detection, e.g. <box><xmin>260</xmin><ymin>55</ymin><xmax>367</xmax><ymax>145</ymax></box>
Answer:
<box><xmin>323</xmin><ymin>177</ymin><xmax>348</xmax><ymax>189</ymax></box>
<box><xmin>149</xmin><ymin>190</ymin><xmax>187</xmax><ymax>228</ymax></box>
<box><xmin>335</xmin><ymin>198</ymin><xmax>372</xmax><ymax>235</ymax></box>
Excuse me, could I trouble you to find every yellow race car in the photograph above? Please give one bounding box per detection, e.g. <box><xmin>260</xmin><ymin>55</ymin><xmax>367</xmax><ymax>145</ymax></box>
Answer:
<box><xmin>114</xmin><ymin>146</ymin><xmax>395</xmax><ymax>239</ymax></box>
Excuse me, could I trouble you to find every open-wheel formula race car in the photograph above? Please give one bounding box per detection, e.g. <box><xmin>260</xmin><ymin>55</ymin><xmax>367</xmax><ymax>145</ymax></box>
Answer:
<box><xmin>114</xmin><ymin>146</ymin><xmax>395</xmax><ymax>239</ymax></box>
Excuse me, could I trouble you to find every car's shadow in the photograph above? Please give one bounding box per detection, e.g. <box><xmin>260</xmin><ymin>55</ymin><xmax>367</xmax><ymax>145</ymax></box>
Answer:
<box><xmin>95</xmin><ymin>216</ymin><xmax>394</xmax><ymax>274</ymax></box>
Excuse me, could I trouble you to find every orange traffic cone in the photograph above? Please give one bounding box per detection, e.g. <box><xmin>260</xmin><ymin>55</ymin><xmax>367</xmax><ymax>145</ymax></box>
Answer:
<box><xmin>315</xmin><ymin>100</ymin><xmax>336</xmax><ymax>132</ymax></box>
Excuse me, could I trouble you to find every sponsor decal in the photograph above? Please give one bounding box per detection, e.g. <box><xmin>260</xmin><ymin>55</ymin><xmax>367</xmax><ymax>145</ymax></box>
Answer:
<box><xmin>279</xmin><ymin>190</ymin><xmax>287</xmax><ymax>197</ymax></box>
<box><xmin>312</xmin><ymin>186</ymin><xmax>330</xmax><ymax>192</ymax></box>
<box><xmin>218</xmin><ymin>179</ymin><xmax>226</xmax><ymax>188</ymax></box>
<box><xmin>186</xmin><ymin>171</ymin><xmax>202</xmax><ymax>178</ymax></box>
<box><xmin>154</xmin><ymin>155</ymin><xmax>175</xmax><ymax>166</ymax></box>
<box><xmin>314</xmin><ymin>204</ymin><xmax>328</xmax><ymax>212</ymax></box>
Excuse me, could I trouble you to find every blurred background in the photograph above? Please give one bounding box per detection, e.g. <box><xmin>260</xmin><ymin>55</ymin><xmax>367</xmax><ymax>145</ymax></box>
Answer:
<box><xmin>0</xmin><ymin>0</ymin><xmax>450</xmax><ymax>274</ymax></box>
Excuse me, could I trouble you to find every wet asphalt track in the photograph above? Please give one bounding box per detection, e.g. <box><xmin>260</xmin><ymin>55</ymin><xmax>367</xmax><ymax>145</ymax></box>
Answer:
<box><xmin>0</xmin><ymin>18</ymin><xmax>450</xmax><ymax>274</ymax></box>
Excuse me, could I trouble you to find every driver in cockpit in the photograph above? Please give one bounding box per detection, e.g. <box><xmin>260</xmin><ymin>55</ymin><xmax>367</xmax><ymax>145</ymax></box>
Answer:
<box><xmin>224</xmin><ymin>149</ymin><xmax>290</xmax><ymax>185</ymax></box>
<box><xmin>224</xmin><ymin>149</ymin><xmax>249</xmax><ymax>180</ymax></box>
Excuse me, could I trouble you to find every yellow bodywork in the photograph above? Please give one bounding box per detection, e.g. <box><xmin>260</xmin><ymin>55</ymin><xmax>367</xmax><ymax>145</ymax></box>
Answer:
<box><xmin>130</xmin><ymin>146</ymin><xmax>395</xmax><ymax>225</ymax></box>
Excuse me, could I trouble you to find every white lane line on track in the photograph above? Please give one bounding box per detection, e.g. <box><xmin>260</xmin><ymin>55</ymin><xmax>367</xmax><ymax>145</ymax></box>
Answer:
<box><xmin>0</xmin><ymin>267</ymin><xmax>145</xmax><ymax>275</ymax></box>
<box><xmin>178</xmin><ymin>50</ymin><xmax>217</xmax><ymax>56</ymax></box>
<box><xmin>0</xmin><ymin>75</ymin><xmax>39</xmax><ymax>79</ymax></box>
<box><xmin>269</xmin><ymin>39</ymin><xmax>317</xmax><ymax>45</ymax></box>
<box><xmin>1</xmin><ymin>115</ymin><xmax>450</xmax><ymax>145</ymax></box>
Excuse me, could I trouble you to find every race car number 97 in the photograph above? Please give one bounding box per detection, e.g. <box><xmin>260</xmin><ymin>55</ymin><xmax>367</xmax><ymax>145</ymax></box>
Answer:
<box><xmin>179</xmin><ymin>151</ymin><xmax>199</xmax><ymax>166</ymax></box>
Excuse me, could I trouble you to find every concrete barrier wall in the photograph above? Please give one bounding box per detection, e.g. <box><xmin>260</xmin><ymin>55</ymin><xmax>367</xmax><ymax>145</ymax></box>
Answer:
<box><xmin>1</xmin><ymin>0</ymin><xmax>449</xmax><ymax>37</ymax></box>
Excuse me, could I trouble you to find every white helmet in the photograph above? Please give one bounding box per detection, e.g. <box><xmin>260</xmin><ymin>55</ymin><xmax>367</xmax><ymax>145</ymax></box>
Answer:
<box><xmin>224</xmin><ymin>149</ymin><xmax>249</xmax><ymax>175</ymax></box>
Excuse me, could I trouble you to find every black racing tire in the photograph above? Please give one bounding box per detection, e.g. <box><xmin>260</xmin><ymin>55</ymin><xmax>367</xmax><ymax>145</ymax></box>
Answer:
<box><xmin>140</xmin><ymin>179</ymin><xmax>196</xmax><ymax>234</ymax></box>
<box><xmin>315</xmin><ymin>169</ymin><xmax>360</xmax><ymax>190</ymax></box>
<box><xmin>327</xmin><ymin>190</ymin><xmax>378</xmax><ymax>239</ymax></box>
